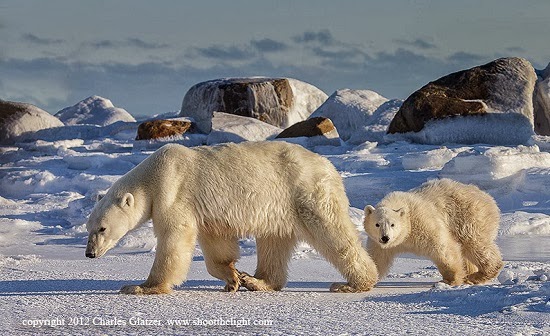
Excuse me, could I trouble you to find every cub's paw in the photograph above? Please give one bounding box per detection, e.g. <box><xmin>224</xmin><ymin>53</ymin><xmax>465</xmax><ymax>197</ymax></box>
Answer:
<box><xmin>465</xmin><ymin>272</ymin><xmax>490</xmax><ymax>285</ymax></box>
<box><xmin>330</xmin><ymin>282</ymin><xmax>371</xmax><ymax>293</ymax></box>
<box><xmin>439</xmin><ymin>278</ymin><xmax>465</xmax><ymax>287</ymax></box>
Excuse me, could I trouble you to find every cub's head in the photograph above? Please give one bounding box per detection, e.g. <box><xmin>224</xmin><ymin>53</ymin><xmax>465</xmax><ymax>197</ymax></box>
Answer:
<box><xmin>85</xmin><ymin>192</ymin><xmax>137</xmax><ymax>258</ymax></box>
<box><xmin>363</xmin><ymin>204</ymin><xmax>409</xmax><ymax>249</ymax></box>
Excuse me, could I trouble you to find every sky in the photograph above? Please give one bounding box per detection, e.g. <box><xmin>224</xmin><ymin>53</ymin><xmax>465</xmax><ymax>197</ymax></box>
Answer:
<box><xmin>1</xmin><ymin>0</ymin><xmax>549</xmax><ymax>118</ymax></box>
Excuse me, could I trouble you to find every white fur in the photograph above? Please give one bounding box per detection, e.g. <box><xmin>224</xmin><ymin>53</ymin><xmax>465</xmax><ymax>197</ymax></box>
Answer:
<box><xmin>364</xmin><ymin>178</ymin><xmax>503</xmax><ymax>286</ymax></box>
<box><xmin>86</xmin><ymin>141</ymin><xmax>378</xmax><ymax>294</ymax></box>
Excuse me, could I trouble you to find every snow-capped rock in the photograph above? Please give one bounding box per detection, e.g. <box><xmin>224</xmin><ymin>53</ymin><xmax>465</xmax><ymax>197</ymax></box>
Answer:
<box><xmin>533</xmin><ymin>62</ymin><xmax>550</xmax><ymax>135</ymax></box>
<box><xmin>55</xmin><ymin>96</ymin><xmax>136</xmax><ymax>126</ymax></box>
<box><xmin>0</xmin><ymin>99</ymin><xmax>63</xmax><ymax>144</ymax></box>
<box><xmin>206</xmin><ymin>112</ymin><xmax>283</xmax><ymax>145</ymax></box>
<box><xmin>309</xmin><ymin>89</ymin><xmax>388</xmax><ymax>141</ymax></box>
<box><xmin>180</xmin><ymin>77</ymin><xmax>328</xmax><ymax>133</ymax></box>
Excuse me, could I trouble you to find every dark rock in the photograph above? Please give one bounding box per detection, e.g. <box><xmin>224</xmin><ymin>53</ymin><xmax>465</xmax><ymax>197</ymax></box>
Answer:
<box><xmin>276</xmin><ymin>117</ymin><xmax>336</xmax><ymax>138</ymax></box>
<box><xmin>136</xmin><ymin>119</ymin><xmax>192</xmax><ymax>140</ymax></box>
<box><xmin>388</xmin><ymin>57</ymin><xmax>537</xmax><ymax>134</ymax></box>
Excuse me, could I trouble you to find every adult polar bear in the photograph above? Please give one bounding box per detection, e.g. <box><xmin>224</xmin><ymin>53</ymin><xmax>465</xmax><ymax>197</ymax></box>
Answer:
<box><xmin>86</xmin><ymin>141</ymin><xmax>378</xmax><ymax>294</ymax></box>
<box><xmin>363</xmin><ymin>178</ymin><xmax>503</xmax><ymax>286</ymax></box>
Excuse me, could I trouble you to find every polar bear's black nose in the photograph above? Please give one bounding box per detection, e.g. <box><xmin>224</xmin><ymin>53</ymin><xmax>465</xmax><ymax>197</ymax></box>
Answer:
<box><xmin>381</xmin><ymin>236</ymin><xmax>390</xmax><ymax>243</ymax></box>
<box><xmin>86</xmin><ymin>252</ymin><xmax>96</xmax><ymax>258</ymax></box>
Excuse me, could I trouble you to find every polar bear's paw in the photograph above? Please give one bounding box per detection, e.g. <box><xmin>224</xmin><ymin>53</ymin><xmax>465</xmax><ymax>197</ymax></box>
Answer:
<box><xmin>238</xmin><ymin>272</ymin><xmax>275</xmax><ymax>291</ymax></box>
<box><xmin>329</xmin><ymin>282</ymin><xmax>371</xmax><ymax>293</ymax></box>
<box><xmin>120</xmin><ymin>284</ymin><xmax>171</xmax><ymax>295</ymax></box>
<box><xmin>223</xmin><ymin>278</ymin><xmax>241</xmax><ymax>293</ymax></box>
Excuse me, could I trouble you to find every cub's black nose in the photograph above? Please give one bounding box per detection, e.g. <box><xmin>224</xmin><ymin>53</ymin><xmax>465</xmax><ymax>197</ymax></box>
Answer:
<box><xmin>86</xmin><ymin>252</ymin><xmax>96</xmax><ymax>258</ymax></box>
<box><xmin>381</xmin><ymin>236</ymin><xmax>390</xmax><ymax>243</ymax></box>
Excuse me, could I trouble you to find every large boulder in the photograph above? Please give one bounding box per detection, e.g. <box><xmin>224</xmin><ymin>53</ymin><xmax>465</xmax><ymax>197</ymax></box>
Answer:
<box><xmin>0</xmin><ymin>99</ymin><xmax>63</xmax><ymax>144</ymax></box>
<box><xmin>388</xmin><ymin>57</ymin><xmax>537</xmax><ymax>134</ymax></box>
<box><xmin>533</xmin><ymin>62</ymin><xmax>550</xmax><ymax>135</ymax></box>
<box><xmin>179</xmin><ymin>77</ymin><xmax>328</xmax><ymax>133</ymax></box>
<box><xmin>309</xmin><ymin>89</ymin><xmax>388</xmax><ymax>141</ymax></box>
<box><xmin>55</xmin><ymin>96</ymin><xmax>136</xmax><ymax>126</ymax></box>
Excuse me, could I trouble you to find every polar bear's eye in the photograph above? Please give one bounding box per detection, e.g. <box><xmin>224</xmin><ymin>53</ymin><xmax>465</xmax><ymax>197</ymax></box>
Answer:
<box><xmin>98</xmin><ymin>227</ymin><xmax>106</xmax><ymax>233</ymax></box>
<box><xmin>391</xmin><ymin>224</ymin><xmax>395</xmax><ymax>227</ymax></box>
<box><xmin>375</xmin><ymin>223</ymin><xmax>380</xmax><ymax>227</ymax></box>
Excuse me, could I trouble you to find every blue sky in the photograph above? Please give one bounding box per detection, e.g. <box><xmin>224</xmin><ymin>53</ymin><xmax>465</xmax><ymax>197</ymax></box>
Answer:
<box><xmin>1</xmin><ymin>0</ymin><xmax>549</xmax><ymax>118</ymax></box>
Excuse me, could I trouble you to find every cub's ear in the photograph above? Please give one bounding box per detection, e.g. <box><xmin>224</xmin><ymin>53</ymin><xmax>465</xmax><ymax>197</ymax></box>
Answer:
<box><xmin>95</xmin><ymin>193</ymin><xmax>105</xmax><ymax>202</ymax></box>
<box><xmin>398</xmin><ymin>208</ymin><xmax>406</xmax><ymax>217</ymax></box>
<box><xmin>120</xmin><ymin>193</ymin><xmax>134</xmax><ymax>208</ymax></box>
<box><xmin>364</xmin><ymin>205</ymin><xmax>375</xmax><ymax>216</ymax></box>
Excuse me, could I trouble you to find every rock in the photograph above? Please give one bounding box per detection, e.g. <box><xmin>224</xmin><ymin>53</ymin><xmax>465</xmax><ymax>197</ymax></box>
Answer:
<box><xmin>0</xmin><ymin>99</ymin><xmax>63</xmax><ymax>144</ymax></box>
<box><xmin>136</xmin><ymin>119</ymin><xmax>193</xmax><ymax>140</ymax></box>
<box><xmin>180</xmin><ymin>77</ymin><xmax>327</xmax><ymax>133</ymax></box>
<box><xmin>309</xmin><ymin>89</ymin><xmax>388</xmax><ymax>141</ymax></box>
<box><xmin>533</xmin><ymin>62</ymin><xmax>550</xmax><ymax>135</ymax></box>
<box><xmin>55</xmin><ymin>96</ymin><xmax>136</xmax><ymax>126</ymax></box>
<box><xmin>276</xmin><ymin>117</ymin><xmax>336</xmax><ymax>138</ymax></box>
<box><xmin>206</xmin><ymin>112</ymin><xmax>283</xmax><ymax>145</ymax></box>
<box><xmin>276</xmin><ymin>117</ymin><xmax>340</xmax><ymax>147</ymax></box>
<box><xmin>388</xmin><ymin>57</ymin><xmax>537</xmax><ymax>134</ymax></box>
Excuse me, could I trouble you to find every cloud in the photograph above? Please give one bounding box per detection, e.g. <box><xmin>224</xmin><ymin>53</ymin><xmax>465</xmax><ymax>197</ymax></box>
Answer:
<box><xmin>394</xmin><ymin>38</ymin><xmax>437</xmax><ymax>50</ymax></box>
<box><xmin>505</xmin><ymin>46</ymin><xmax>526</xmax><ymax>53</ymax></box>
<box><xmin>1</xmin><ymin>30</ymin><xmax>509</xmax><ymax>120</ymax></box>
<box><xmin>87</xmin><ymin>38</ymin><xmax>169</xmax><ymax>50</ymax></box>
<box><xmin>293</xmin><ymin>30</ymin><xmax>334</xmax><ymax>44</ymax></box>
<box><xmin>22</xmin><ymin>33</ymin><xmax>64</xmax><ymax>45</ymax></box>
<box><xmin>250</xmin><ymin>38</ymin><xmax>288</xmax><ymax>53</ymax></box>
<box><xmin>195</xmin><ymin>45</ymin><xmax>254</xmax><ymax>61</ymax></box>
<box><xmin>126</xmin><ymin>38</ymin><xmax>169</xmax><ymax>50</ymax></box>
<box><xmin>447</xmin><ymin>51</ymin><xmax>486</xmax><ymax>64</ymax></box>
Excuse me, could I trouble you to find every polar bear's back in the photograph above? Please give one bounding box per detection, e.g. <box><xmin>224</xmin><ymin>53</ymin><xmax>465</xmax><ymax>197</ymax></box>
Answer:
<box><xmin>159</xmin><ymin>142</ymin><xmax>348</xmax><ymax>237</ymax></box>
<box><xmin>413</xmin><ymin>178</ymin><xmax>500</xmax><ymax>241</ymax></box>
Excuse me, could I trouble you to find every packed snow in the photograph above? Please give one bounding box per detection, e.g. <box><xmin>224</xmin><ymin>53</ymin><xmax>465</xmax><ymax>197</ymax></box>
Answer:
<box><xmin>309</xmin><ymin>89</ymin><xmax>388</xmax><ymax>141</ymax></box>
<box><xmin>1</xmin><ymin>104</ymin><xmax>549</xmax><ymax>335</ymax></box>
<box><xmin>0</xmin><ymin>101</ymin><xmax>64</xmax><ymax>145</ymax></box>
<box><xmin>55</xmin><ymin>96</ymin><xmax>136</xmax><ymax>126</ymax></box>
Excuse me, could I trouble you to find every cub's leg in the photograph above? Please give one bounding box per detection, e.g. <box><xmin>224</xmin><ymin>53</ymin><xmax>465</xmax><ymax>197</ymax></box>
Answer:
<box><xmin>240</xmin><ymin>235</ymin><xmax>297</xmax><ymax>291</ymax></box>
<box><xmin>121</xmin><ymin>224</ymin><xmax>198</xmax><ymax>294</ymax></box>
<box><xmin>198</xmin><ymin>234</ymin><xmax>241</xmax><ymax>292</ymax></box>
<box><xmin>462</xmin><ymin>242</ymin><xmax>504</xmax><ymax>284</ymax></box>
<box><xmin>366</xmin><ymin>240</ymin><xmax>398</xmax><ymax>280</ymax></box>
<box><xmin>430</xmin><ymin>240</ymin><xmax>466</xmax><ymax>286</ymax></box>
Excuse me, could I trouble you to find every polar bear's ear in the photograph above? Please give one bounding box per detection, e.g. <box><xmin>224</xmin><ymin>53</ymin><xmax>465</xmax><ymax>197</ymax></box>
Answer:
<box><xmin>120</xmin><ymin>193</ymin><xmax>134</xmax><ymax>208</ymax></box>
<box><xmin>364</xmin><ymin>205</ymin><xmax>375</xmax><ymax>215</ymax></box>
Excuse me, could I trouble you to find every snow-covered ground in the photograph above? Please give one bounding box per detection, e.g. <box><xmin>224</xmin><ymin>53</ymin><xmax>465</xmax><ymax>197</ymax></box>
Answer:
<box><xmin>1</xmin><ymin>116</ymin><xmax>549</xmax><ymax>335</ymax></box>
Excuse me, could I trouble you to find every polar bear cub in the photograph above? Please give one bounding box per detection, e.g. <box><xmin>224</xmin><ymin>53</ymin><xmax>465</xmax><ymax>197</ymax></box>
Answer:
<box><xmin>86</xmin><ymin>141</ymin><xmax>378</xmax><ymax>294</ymax></box>
<box><xmin>363</xmin><ymin>178</ymin><xmax>503</xmax><ymax>286</ymax></box>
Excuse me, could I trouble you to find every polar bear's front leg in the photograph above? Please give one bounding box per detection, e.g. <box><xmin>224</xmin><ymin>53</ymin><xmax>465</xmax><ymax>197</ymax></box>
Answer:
<box><xmin>120</xmin><ymin>225</ymin><xmax>198</xmax><ymax>295</ymax></box>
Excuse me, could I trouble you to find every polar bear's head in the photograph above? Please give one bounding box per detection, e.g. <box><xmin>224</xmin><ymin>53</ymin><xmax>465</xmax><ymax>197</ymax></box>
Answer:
<box><xmin>85</xmin><ymin>191</ymin><xmax>141</xmax><ymax>258</ymax></box>
<box><xmin>363</xmin><ymin>204</ymin><xmax>409</xmax><ymax>249</ymax></box>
